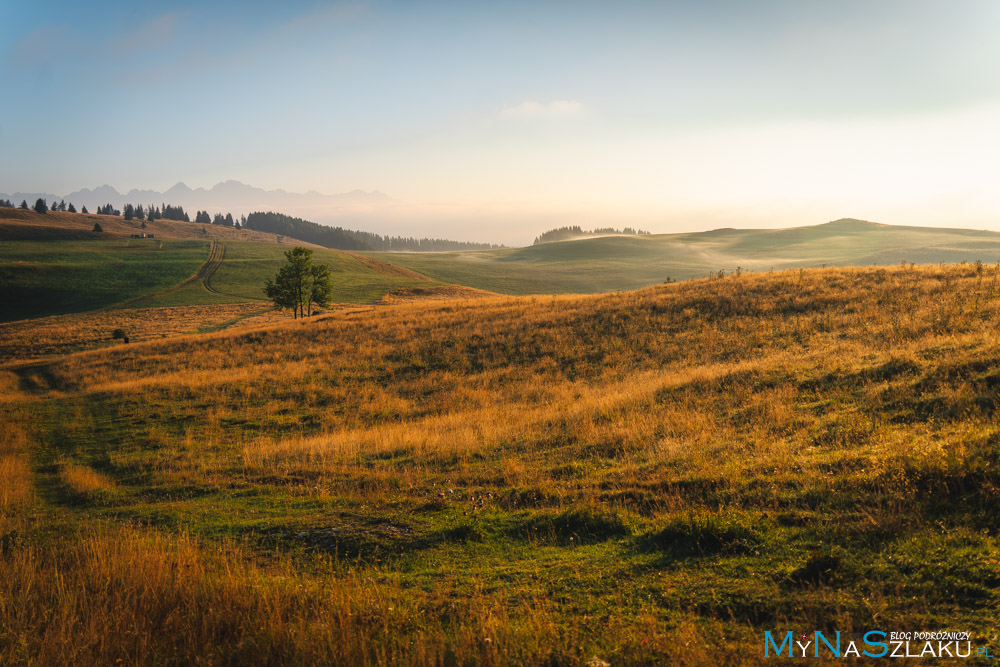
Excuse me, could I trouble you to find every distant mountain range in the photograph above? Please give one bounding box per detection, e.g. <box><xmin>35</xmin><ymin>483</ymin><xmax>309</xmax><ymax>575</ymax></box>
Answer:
<box><xmin>0</xmin><ymin>181</ymin><xmax>396</xmax><ymax>223</ymax></box>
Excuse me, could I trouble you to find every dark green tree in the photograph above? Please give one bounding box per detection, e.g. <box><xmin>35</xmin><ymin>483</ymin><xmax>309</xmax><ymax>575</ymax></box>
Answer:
<box><xmin>81</xmin><ymin>205</ymin><xmax>89</xmax><ymax>214</ymax></box>
<box><xmin>264</xmin><ymin>247</ymin><xmax>332</xmax><ymax>318</ymax></box>
<box><xmin>92</xmin><ymin>222</ymin><xmax>103</xmax><ymax>233</ymax></box>
<box><xmin>33</xmin><ymin>198</ymin><xmax>47</xmax><ymax>214</ymax></box>
<box><xmin>309</xmin><ymin>262</ymin><xmax>334</xmax><ymax>315</ymax></box>
<box><xmin>20</xmin><ymin>200</ymin><xmax>28</xmax><ymax>209</ymax></box>
<box><xmin>67</xmin><ymin>202</ymin><xmax>76</xmax><ymax>213</ymax></box>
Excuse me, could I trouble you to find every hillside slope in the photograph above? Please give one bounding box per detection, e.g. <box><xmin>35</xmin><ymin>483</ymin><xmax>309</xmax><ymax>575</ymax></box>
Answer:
<box><xmin>2</xmin><ymin>264</ymin><xmax>998</xmax><ymax>663</ymax></box>
<box><xmin>0</xmin><ymin>237</ymin><xmax>443</xmax><ymax>322</ymax></box>
<box><xmin>367</xmin><ymin>218</ymin><xmax>1000</xmax><ymax>293</ymax></box>
<box><xmin>0</xmin><ymin>206</ymin><xmax>318</xmax><ymax>246</ymax></box>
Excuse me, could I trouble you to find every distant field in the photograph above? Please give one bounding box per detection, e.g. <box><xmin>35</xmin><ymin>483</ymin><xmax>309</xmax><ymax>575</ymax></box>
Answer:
<box><xmin>205</xmin><ymin>242</ymin><xmax>436</xmax><ymax>304</ymax></box>
<box><xmin>128</xmin><ymin>242</ymin><xmax>441</xmax><ymax>308</ymax></box>
<box><xmin>0</xmin><ymin>238</ymin><xmax>444</xmax><ymax>321</ymax></box>
<box><xmin>367</xmin><ymin>219</ymin><xmax>1000</xmax><ymax>294</ymax></box>
<box><xmin>0</xmin><ymin>239</ymin><xmax>210</xmax><ymax>322</ymax></box>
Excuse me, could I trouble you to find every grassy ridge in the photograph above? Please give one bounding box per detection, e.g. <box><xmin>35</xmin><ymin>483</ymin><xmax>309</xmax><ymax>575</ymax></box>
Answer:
<box><xmin>0</xmin><ymin>239</ymin><xmax>210</xmax><ymax>322</ymax></box>
<box><xmin>205</xmin><ymin>242</ymin><xmax>435</xmax><ymax>304</ymax></box>
<box><xmin>2</xmin><ymin>264</ymin><xmax>999</xmax><ymax>663</ymax></box>
<box><xmin>0</xmin><ymin>239</ymin><xmax>440</xmax><ymax>320</ymax></box>
<box><xmin>367</xmin><ymin>219</ymin><xmax>1000</xmax><ymax>294</ymax></box>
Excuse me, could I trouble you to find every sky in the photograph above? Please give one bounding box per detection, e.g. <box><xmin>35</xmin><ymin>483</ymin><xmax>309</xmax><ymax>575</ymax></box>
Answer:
<box><xmin>3</xmin><ymin>0</ymin><xmax>1000</xmax><ymax>243</ymax></box>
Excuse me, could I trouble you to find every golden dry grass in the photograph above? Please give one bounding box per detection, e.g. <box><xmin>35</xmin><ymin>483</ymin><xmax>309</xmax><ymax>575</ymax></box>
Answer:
<box><xmin>0</xmin><ymin>421</ymin><xmax>32</xmax><ymax>536</ymax></box>
<box><xmin>0</xmin><ymin>521</ymin><xmax>700</xmax><ymax>667</ymax></box>
<box><xmin>2</xmin><ymin>263</ymin><xmax>1000</xmax><ymax>664</ymax></box>
<box><xmin>0</xmin><ymin>303</ymin><xmax>284</xmax><ymax>361</ymax></box>
<box><xmin>60</xmin><ymin>463</ymin><xmax>114</xmax><ymax>495</ymax></box>
<box><xmin>378</xmin><ymin>284</ymin><xmax>499</xmax><ymax>304</ymax></box>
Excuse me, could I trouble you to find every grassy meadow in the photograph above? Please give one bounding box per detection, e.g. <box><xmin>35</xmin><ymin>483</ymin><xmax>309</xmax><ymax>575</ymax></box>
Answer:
<box><xmin>0</xmin><ymin>238</ymin><xmax>441</xmax><ymax>323</ymax></box>
<box><xmin>0</xmin><ymin>239</ymin><xmax>211</xmax><ymax>321</ymax></box>
<box><xmin>2</xmin><ymin>263</ymin><xmax>1000</xmax><ymax>664</ymax></box>
<box><xmin>367</xmin><ymin>218</ymin><xmax>1000</xmax><ymax>294</ymax></box>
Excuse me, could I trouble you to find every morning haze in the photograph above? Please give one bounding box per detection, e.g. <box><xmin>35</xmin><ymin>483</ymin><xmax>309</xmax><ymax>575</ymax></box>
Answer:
<box><xmin>4</xmin><ymin>1</ymin><xmax>1000</xmax><ymax>242</ymax></box>
<box><xmin>3</xmin><ymin>2</ymin><xmax>1000</xmax><ymax>665</ymax></box>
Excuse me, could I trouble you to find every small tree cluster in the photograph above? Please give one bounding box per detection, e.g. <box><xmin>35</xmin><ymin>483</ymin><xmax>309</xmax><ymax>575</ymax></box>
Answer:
<box><xmin>193</xmin><ymin>210</ymin><xmax>237</xmax><ymax>226</ymax></box>
<box><xmin>264</xmin><ymin>247</ymin><xmax>333</xmax><ymax>318</ymax></box>
<box><xmin>96</xmin><ymin>204</ymin><xmax>120</xmax><ymax>216</ymax></box>
<box><xmin>0</xmin><ymin>198</ymin><xmax>13</xmax><ymax>208</ymax></box>
<box><xmin>532</xmin><ymin>225</ymin><xmax>652</xmax><ymax>245</ymax></box>
<box><xmin>160</xmin><ymin>204</ymin><xmax>190</xmax><ymax>222</ymax></box>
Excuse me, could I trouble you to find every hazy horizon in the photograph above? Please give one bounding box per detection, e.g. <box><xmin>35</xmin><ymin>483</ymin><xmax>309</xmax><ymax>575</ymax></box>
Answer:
<box><xmin>4</xmin><ymin>0</ymin><xmax>1000</xmax><ymax>243</ymax></box>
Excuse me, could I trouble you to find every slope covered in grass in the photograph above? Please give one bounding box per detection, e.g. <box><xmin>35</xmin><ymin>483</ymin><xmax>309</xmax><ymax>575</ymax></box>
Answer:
<box><xmin>0</xmin><ymin>206</ymin><xmax>313</xmax><ymax>245</ymax></box>
<box><xmin>367</xmin><ymin>218</ymin><xmax>1000</xmax><ymax>294</ymax></box>
<box><xmin>2</xmin><ymin>264</ymin><xmax>999</xmax><ymax>663</ymax></box>
<box><xmin>0</xmin><ymin>239</ymin><xmax>211</xmax><ymax>322</ymax></box>
<box><xmin>0</xmin><ymin>238</ymin><xmax>441</xmax><ymax>321</ymax></box>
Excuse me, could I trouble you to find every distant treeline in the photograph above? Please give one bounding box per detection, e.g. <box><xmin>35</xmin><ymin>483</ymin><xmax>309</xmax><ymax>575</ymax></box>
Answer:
<box><xmin>533</xmin><ymin>225</ymin><xmax>651</xmax><ymax>245</ymax></box>
<box><xmin>3</xmin><ymin>193</ymin><xmax>504</xmax><ymax>250</ymax></box>
<box><xmin>123</xmin><ymin>203</ymin><xmax>191</xmax><ymax>222</ymax></box>
<box><xmin>243</xmin><ymin>211</ymin><xmax>503</xmax><ymax>251</ymax></box>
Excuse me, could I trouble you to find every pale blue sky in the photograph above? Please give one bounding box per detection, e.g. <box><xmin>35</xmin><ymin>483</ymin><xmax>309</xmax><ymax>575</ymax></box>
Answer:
<box><xmin>3</xmin><ymin>1</ymin><xmax>1000</xmax><ymax>240</ymax></box>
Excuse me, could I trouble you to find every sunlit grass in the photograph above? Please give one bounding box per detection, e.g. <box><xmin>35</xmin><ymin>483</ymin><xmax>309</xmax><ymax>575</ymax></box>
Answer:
<box><xmin>2</xmin><ymin>264</ymin><xmax>1000</xmax><ymax>664</ymax></box>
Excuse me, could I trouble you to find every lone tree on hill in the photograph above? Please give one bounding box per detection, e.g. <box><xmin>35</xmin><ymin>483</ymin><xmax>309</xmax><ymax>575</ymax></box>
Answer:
<box><xmin>19</xmin><ymin>200</ymin><xmax>28</xmax><ymax>209</ymax></box>
<box><xmin>264</xmin><ymin>247</ymin><xmax>334</xmax><ymax>318</ymax></box>
<box><xmin>92</xmin><ymin>222</ymin><xmax>103</xmax><ymax>233</ymax></box>
<box><xmin>33</xmin><ymin>198</ymin><xmax>47</xmax><ymax>214</ymax></box>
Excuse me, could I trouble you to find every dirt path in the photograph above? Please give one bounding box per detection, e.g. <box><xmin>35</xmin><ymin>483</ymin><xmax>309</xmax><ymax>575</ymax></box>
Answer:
<box><xmin>201</xmin><ymin>241</ymin><xmax>226</xmax><ymax>293</ymax></box>
<box><xmin>110</xmin><ymin>241</ymin><xmax>227</xmax><ymax>308</ymax></box>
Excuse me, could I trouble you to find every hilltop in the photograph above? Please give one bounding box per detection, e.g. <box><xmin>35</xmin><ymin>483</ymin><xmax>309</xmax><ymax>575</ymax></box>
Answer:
<box><xmin>0</xmin><ymin>207</ymin><xmax>455</xmax><ymax>324</ymax></box>
<box><xmin>368</xmin><ymin>218</ymin><xmax>1000</xmax><ymax>294</ymax></box>
<box><xmin>0</xmin><ymin>206</ymin><xmax>317</xmax><ymax>245</ymax></box>
<box><xmin>1</xmin><ymin>264</ymin><xmax>998</xmax><ymax>664</ymax></box>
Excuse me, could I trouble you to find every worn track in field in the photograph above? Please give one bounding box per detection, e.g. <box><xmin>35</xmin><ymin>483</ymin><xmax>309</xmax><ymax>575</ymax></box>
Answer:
<box><xmin>110</xmin><ymin>241</ymin><xmax>232</xmax><ymax>308</ymax></box>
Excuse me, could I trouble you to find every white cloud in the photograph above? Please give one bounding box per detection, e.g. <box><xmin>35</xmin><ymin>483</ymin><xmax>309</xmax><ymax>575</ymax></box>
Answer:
<box><xmin>501</xmin><ymin>100</ymin><xmax>587</xmax><ymax>118</ymax></box>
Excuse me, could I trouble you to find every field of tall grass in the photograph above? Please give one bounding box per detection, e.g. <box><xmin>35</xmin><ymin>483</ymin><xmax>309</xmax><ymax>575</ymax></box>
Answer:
<box><xmin>2</xmin><ymin>263</ymin><xmax>999</xmax><ymax>664</ymax></box>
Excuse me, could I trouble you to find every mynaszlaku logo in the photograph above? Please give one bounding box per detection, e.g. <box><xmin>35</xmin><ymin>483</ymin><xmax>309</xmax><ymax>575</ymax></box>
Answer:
<box><xmin>764</xmin><ymin>631</ymin><xmax>993</xmax><ymax>659</ymax></box>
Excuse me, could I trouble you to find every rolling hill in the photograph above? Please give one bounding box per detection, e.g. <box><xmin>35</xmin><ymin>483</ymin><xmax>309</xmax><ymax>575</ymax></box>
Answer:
<box><xmin>8</xmin><ymin>210</ymin><xmax>1000</xmax><ymax>325</ymax></box>
<box><xmin>0</xmin><ymin>209</ymin><xmax>440</xmax><ymax>323</ymax></box>
<box><xmin>366</xmin><ymin>218</ymin><xmax>1000</xmax><ymax>294</ymax></box>
<box><xmin>2</xmin><ymin>263</ymin><xmax>998</xmax><ymax>663</ymax></box>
